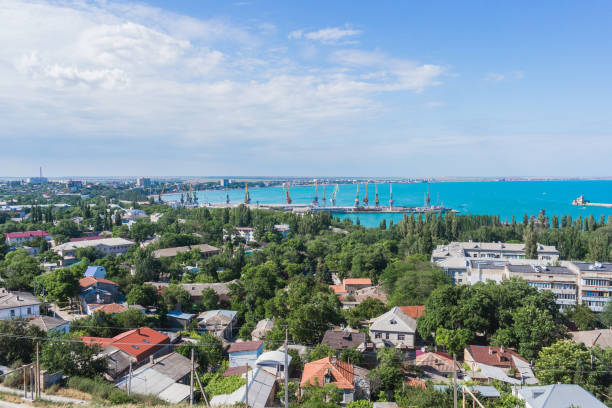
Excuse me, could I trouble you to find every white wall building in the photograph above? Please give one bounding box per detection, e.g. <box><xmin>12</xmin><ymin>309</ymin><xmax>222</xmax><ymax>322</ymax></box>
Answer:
<box><xmin>0</xmin><ymin>289</ymin><xmax>41</xmax><ymax>320</ymax></box>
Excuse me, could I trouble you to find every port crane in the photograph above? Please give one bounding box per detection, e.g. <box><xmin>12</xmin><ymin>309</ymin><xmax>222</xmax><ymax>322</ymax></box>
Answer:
<box><xmin>312</xmin><ymin>180</ymin><xmax>319</xmax><ymax>206</ymax></box>
<box><xmin>425</xmin><ymin>181</ymin><xmax>431</xmax><ymax>207</ymax></box>
<box><xmin>244</xmin><ymin>183</ymin><xmax>251</xmax><ymax>204</ymax></box>
<box><xmin>331</xmin><ymin>184</ymin><xmax>339</xmax><ymax>206</ymax></box>
<box><xmin>374</xmin><ymin>184</ymin><xmax>380</xmax><ymax>207</ymax></box>
<box><xmin>225</xmin><ymin>188</ymin><xmax>230</xmax><ymax>204</ymax></box>
<box><xmin>389</xmin><ymin>183</ymin><xmax>394</xmax><ymax>208</ymax></box>
<box><xmin>158</xmin><ymin>183</ymin><xmax>167</xmax><ymax>202</ymax></box>
<box><xmin>283</xmin><ymin>183</ymin><xmax>292</xmax><ymax>204</ymax></box>
<box><xmin>354</xmin><ymin>184</ymin><xmax>360</xmax><ymax>207</ymax></box>
<box><xmin>322</xmin><ymin>184</ymin><xmax>326</xmax><ymax>206</ymax></box>
<box><xmin>363</xmin><ymin>183</ymin><xmax>369</xmax><ymax>206</ymax></box>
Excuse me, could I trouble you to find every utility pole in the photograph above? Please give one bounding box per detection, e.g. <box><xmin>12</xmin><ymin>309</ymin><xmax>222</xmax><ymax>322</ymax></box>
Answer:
<box><xmin>453</xmin><ymin>353</ymin><xmax>458</xmax><ymax>408</ymax></box>
<box><xmin>284</xmin><ymin>328</ymin><xmax>289</xmax><ymax>408</ymax></box>
<box><xmin>190</xmin><ymin>348</ymin><xmax>195</xmax><ymax>406</ymax></box>
<box><xmin>127</xmin><ymin>361</ymin><xmax>132</xmax><ymax>396</ymax></box>
<box><xmin>23</xmin><ymin>365</ymin><xmax>26</xmax><ymax>399</ymax></box>
<box><xmin>36</xmin><ymin>342</ymin><xmax>40</xmax><ymax>398</ymax></box>
<box><xmin>245</xmin><ymin>363</ymin><xmax>249</xmax><ymax>408</ymax></box>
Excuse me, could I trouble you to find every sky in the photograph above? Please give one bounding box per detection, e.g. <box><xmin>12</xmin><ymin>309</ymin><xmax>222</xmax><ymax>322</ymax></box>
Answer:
<box><xmin>0</xmin><ymin>0</ymin><xmax>611</xmax><ymax>177</ymax></box>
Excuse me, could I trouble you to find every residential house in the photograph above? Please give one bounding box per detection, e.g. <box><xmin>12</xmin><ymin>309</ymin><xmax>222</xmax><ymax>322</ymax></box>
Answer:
<box><xmin>115</xmin><ymin>352</ymin><xmax>194</xmax><ymax>403</ymax></box>
<box><xmin>53</xmin><ymin>237</ymin><xmax>135</xmax><ymax>262</ymax></box>
<box><xmin>28</xmin><ymin>315</ymin><xmax>69</xmax><ymax>335</ymax></box>
<box><xmin>274</xmin><ymin>224</ymin><xmax>291</xmax><ymax>238</ymax></box>
<box><xmin>570</xmin><ymin>328</ymin><xmax>612</xmax><ymax>348</ymax></box>
<box><xmin>464</xmin><ymin>345</ymin><xmax>537</xmax><ymax>385</ymax></box>
<box><xmin>197</xmin><ymin>309</ymin><xmax>237</xmax><ymax>340</ymax></box>
<box><xmin>251</xmin><ymin>318</ymin><xmax>274</xmax><ymax>341</ymax></box>
<box><xmin>0</xmin><ymin>289</ymin><xmax>40</xmax><ymax>320</ymax></box>
<box><xmin>228</xmin><ymin>340</ymin><xmax>264</xmax><ymax>368</ymax></box>
<box><xmin>256</xmin><ymin>350</ymin><xmax>291</xmax><ymax>380</ymax></box>
<box><xmin>84</xmin><ymin>265</ymin><xmax>107</xmax><ymax>279</ymax></box>
<box><xmin>4</xmin><ymin>230</ymin><xmax>51</xmax><ymax>245</ymax></box>
<box><xmin>513</xmin><ymin>384</ymin><xmax>606</xmax><ymax>408</ymax></box>
<box><xmin>344</xmin><ymin>278</ymin><xmax>372</xmax><ymax>294</ymax></box>
<box><xmin>88</xmin><ymin>303</ymin><xmax>128</xmax><ymax>315</ymax></box>
<box><xmin>569</xmin><ymin>261</ymin><xmax>612</xmax><ymax>312</ymax></box>
<box><xmin>369</xmin><ymin>306</ymin><xmax>417</xmax><ymax>348</ymax></box>
<box><xmin>78</xmin><ymin>277</ymin><xmax>119</xmax><ymax>315</ymax></box>
<box><xmin>152</xmin><ymin>244</ymin><xmax>220</xmax><ymax>259</ymax></box>
<box><xmin>415</xmin><ymin>351</ymin><xmax>460</xmax><ymax>378</ymax></box>
<box><xmin>300</xmin><ymin>357</ymin><xmax>358</xmax><ymax>403</ymax></box>
<box><xmin>322</xmin><ymin>329</ymin><xmax>366</xmax><ymax>352</ymax></box>
<box><xmin>83</xmin><ymin>327</ymin><xmax>171</xmax><ymax>364</ymax></box>
<box><xmin>166</xmin><ymin>311</ymin><xmax>195</xmax><ymax>330</ymax></box>
<box><xmin>233</xmin><ymin>227</ymin><xmax>256</xmax><ymax>243</ymax></box>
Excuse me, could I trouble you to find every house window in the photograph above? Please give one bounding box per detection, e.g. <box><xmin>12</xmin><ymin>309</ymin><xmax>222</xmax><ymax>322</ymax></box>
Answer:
<box><xmin>385</xmin><ymin>333</ymin><xmax>390</xmax><ymax>340</ymax></box>
<box><xmin>27</xmin><ymin>308</ymin><xmax>31</xmax><ymax>315</ymax></box>
<box><xmin>398</xmin><ymin>334</ymin><xmax>405</xmax><ymax>341</ymax></box>
<box><xmin>10</xmin><ymin>309</ymin><xmax>15</xmax><ymax>317</ymax></box>
<box><xmin>375</xmin><ymin>332</ymin><xmax>382</xmax><ymax>339</ymax></box>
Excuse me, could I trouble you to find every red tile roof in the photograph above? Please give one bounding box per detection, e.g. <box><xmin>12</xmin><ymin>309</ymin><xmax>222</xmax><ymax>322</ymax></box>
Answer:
<box><xmin>227</xmin><ymin>340</ymin><xmax>263</xmax><ymax>353</ymax></box>
<box><xmin>89</xmin><ymin>303</ymin><xmax>127</xmax><ymax>314</ymax></box>
<box><xmin>399</xmin><ymin>305</ymin><xmax>426</xmax><ymax>319</ymax></box>
<box><xmin>465</xmin><ymin>345</ymin><xmax>527</xmax><ymax>368</ymax></box>
<box><xmin>82</xmin><ymin>327</ymin><xmax>169</xmax><ymax>362</ymax></box>
<box><xmin>301</xmin><ymin>357</ymin><xmax>354</xmax><ymax>389</ymax></box>
<box><xmin>79</xmin><ymin>277</ymin><xmax>117</xmax><ymax>288</ymax></box>
<box><xmin>330</xmin><ymin>285</ymin><xmax>347</xmax><ymax>294</ymax></box>
<box><xmin>4</xmin><ymin>230</ymin><xmax>50</xmax><ymax>239</ymax></box>
<box><xmin>344</xmin><ymin>278</ymin><xmax>372</xmax><ymax>285</ymax></box>
<box><xmin>406</xmin><ymin>378</ymin><xmax>427</xmax><ymax>389</ymax></box>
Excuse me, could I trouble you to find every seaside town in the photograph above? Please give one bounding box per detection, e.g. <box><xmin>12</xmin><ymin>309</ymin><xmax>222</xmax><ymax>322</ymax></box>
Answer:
<box><xmin>1</xmin><ymin>177</ymin><xmax>612</xmax><ymax>408</ymax></box>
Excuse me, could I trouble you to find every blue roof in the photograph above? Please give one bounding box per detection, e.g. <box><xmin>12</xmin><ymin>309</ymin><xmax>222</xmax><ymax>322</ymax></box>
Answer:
<box><xmin>84</xmin><ymin>265</ymin><xmax>106</xmax><ymax>277</ymax></box>
<box><xmin>167</xmin><ymin>311</ymin><xmax>196</xmax><ymax>320</ymax></box>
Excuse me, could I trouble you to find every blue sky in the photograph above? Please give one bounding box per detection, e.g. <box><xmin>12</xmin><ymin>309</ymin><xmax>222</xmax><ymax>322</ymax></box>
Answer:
<box><xmin>0</xmin><ymin>0</ymin><xmax>611</xmax><ymax>177</ymax></box>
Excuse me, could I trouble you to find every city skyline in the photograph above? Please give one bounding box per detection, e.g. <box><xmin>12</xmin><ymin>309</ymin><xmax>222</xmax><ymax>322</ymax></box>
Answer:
<box><xmin>1</xmin><ymin>0</ymin><xmax>611</xmax><ymax>177</ymax></box>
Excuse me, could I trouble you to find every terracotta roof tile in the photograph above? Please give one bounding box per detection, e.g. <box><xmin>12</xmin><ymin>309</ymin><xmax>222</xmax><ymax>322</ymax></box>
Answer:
<box><xmin>301</xmin><ymin>357</ymin><xmax>354</xmax><ymax>389</ymax></box>
<box><xmin>465</xmin><ymin>345</ymin><xmax>527</xmax><ymax>368</ymax></box>
<box><xmin>344</xmin><ymin>278</ymin><xmax>372</xmax><ymax>285</ymax></box>
<box><xmin>330</xmin><ymin>285</ymin><xmax>346</xmax><ymax>294</ymax></box>
<box><xmin>82</xmin><ymin>327</ymin><xmax>169</xmax><ymax>362</ymax></box>
<box><xmin>79</xmin><ymin>276</ymin><xmax>117</xmax><ymax>288</ymax></box>
<box><xmin>398</xmin><ymin>305</ymin><xmax>426</xmax><ymax>319</ymax></box>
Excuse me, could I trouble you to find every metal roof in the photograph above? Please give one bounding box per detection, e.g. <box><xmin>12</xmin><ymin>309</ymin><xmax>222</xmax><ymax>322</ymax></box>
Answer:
<box><xmin>515</xmin><ymin>384</ymin><xmax>606</xmax><ymax>408</ymax></box>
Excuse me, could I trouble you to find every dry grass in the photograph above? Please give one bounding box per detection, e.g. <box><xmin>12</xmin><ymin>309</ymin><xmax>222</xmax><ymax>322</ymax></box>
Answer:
<box><xmin>47</xmin><ymin>387</ymin><xmax>92</xmax><ymax>401</ymax></box>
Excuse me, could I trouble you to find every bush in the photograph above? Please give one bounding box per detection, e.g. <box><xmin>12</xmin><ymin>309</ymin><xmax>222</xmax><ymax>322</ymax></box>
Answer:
<box><xmin>204</xmin><ymin>373</ymin><xmax>246</xmax><ymax>398</ymax></box>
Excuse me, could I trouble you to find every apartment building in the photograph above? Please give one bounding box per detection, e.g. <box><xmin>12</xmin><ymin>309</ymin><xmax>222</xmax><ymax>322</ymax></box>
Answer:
<box><xmin>432</xmin><ymin>241</ymin><xmax>560</xmax><ymax>263</ymax></box>
<box><xmin>568</xmin><ymin>262</ymin><xmax>612</xmax><ymax>312</ymax></box>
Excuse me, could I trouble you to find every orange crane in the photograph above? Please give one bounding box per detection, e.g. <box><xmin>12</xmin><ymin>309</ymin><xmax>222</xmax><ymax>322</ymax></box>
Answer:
<box><xmin>322</xmin><ymin>184</ymin><xmax>326</xmax><ymax>206</ymax></box>
<box><xmin>284</xmin><ymin>183</ymin><xmax>292</xmax><ymax>204</ymax></box>
<box><xmin>244</xmin><ymin>183</ymin><xmax>251</xmax><ymax>204</ymax></box>
<box><xmin>363</xmin><ymin>183</ymin><xmax>369</xmax><ymax>206</ymax></box>
<box><xmin>375</xmin><ymin>183</ymin><xmax>380</xmax><ymax>207</ymax></box>
<box><xmin>190</xmin><ymin>183</ymin><xmax>198</xmax><ymax>204</ymax></box>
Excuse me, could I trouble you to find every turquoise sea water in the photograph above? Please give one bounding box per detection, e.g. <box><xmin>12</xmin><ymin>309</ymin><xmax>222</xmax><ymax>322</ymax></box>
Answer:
<box><xmin>165</xmin><ymin>180</ymin><xmax>612</xmax><ymax>228</ymax></box>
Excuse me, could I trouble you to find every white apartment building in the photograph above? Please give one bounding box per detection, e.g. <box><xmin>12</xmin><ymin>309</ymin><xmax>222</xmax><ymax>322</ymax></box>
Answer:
<box><xmin>53</xmin><ymin>237</ymin><xmax>135</xmax><ymax>259</ymax></box>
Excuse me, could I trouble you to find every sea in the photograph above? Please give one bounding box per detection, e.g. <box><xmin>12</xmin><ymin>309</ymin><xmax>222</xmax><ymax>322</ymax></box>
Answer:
<box><xmin>164</xmin><ymin>180</ymin><xmax>612</xmax><ymax>228</ymax></box>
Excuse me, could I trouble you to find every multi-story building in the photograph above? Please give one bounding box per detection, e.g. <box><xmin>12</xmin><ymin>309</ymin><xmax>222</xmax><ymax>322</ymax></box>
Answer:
<box><xmin>432</xmin><ymin>241</ymin><xmax>560</xmax><ymax>263</ymax></box>
<box><xmin>4</xmin><ymin>230</ymin><xmax>51</xmax><ymax>245</ymax></box>
<box><xmin>569</xmin><ymin>262</ymin><xmax>612</xmax><ymax>312</ymax></box>
<box><xmin>505</xmin><ymin>264</ymin><xmax>578</xmax><ymax>310</ymax></box>
<box><xmin>53</xmin><ymin>237</ymin><xmax>135</xmax><ymax>260</ymax></box>
<box><xmin>136</xmin><ymin>177</ymin><xmax>151</xmax><ymax>188</ymax></box>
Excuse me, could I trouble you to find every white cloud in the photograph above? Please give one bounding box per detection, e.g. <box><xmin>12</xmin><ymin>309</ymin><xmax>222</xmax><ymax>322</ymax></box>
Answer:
<box><xmin>484</xmin><ymin>71</ymin><xmax>524</xmax><ymax>82</ymax></box>
<box><xmin>0</xmin><ymin>0</ymin><xmax>444</xmax><ymax>165</ymax></box>
<box><xmin>425</xmin><ymin>101</ymin><xmax>445</xmax><ymax>108</ymax></box>
<box><xmin>289</xmin><ymin>26</ymin><xmax>361</xmax><ymax>44</ymax></box>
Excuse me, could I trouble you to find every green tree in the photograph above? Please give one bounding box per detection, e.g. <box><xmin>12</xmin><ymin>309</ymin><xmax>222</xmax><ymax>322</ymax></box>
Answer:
<box><xmin>523</xmin><ymin>225</ymin><xmax>537</xmax><ymax>259</ymax></box>
<box><xmin>563</xmin><ymin>304</ymin><xmax>598</xmax><ymax>331</ymax></box>
<box><xmin>199</xmin><ymin>288</ymin><xmax>219</xmax><ymax>311</ymax></box>
<box><xmin>177</xmin><ymin>332</ymin><xmax>223</xmax><ymax>371</ymax></box>
<box><xmin>339</xmin><ymin>346</ymin><xmax>363</xmax><ymax>365</ymax></box>
<box><xmin>0</xmin><ymin>320</ymin><xmax>45</xmax><ymax>366</ymax></box>
<box><xmin>161</xmin><ymin>284</ymin><xmax>192</xmax><ymax>312</ymax></box>
<box><xmin>435</xmin><ymin>327</ymin><xmax>474</xmax><ymax>356</ymax></box>
<box><xmin>36</xmin><ymin>266</ymin><xmax>82</xmax><ymax>302</ymax></box>
<box><xmin>1</xmin><ymin>249</ymin><xmax>43</xmax><ymax>290</ymax></box>
<box><xmin>600</xmin><ymin>300</ymin><xmax>612</xmax><ymax>327</ymax></box>
<box><xmin>307</xmin><ymin>343</ymin><xmax>337</xmax><ymax>362</ymax></box>
<box><xmin>126</xmin><ymin>284</ymin><xmax>158</xmax><ymax>307</ymax></box>
<box><xmin>41</xmin><ymin>333</ymin><xmax>106</xmax><ymax>377</ymax></box>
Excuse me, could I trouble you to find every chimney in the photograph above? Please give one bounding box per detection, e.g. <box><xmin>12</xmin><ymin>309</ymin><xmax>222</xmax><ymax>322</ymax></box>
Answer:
<box><xmin>500</xmin><ymin>345</ymin><xmax>505</xmax><ymax>354</ymax></box>
<box><xmin>150</xmin><ymin>355</ymin><xmax>154</xmax><ymax>365</ymax></box>
<box><xmin>488</xmin><ymin>347</ymin><xmax>493</xmax><ymax>355</ymax></box>
<box><xmin>136</xmin><ymin>328</ymin><xmax>140</xmax><ymax>335</ymax></box>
